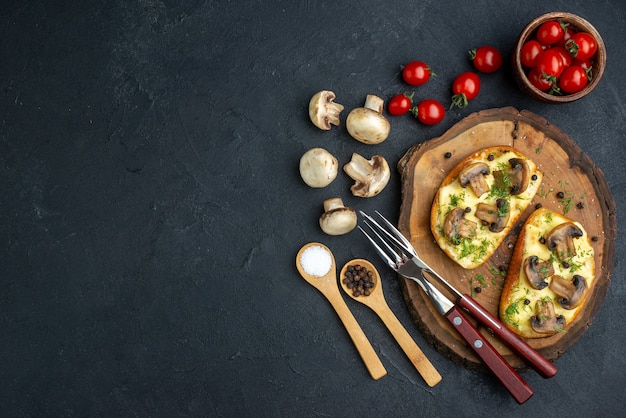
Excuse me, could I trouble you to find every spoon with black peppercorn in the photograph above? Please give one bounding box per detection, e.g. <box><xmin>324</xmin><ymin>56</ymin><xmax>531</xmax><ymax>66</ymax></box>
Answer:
<box><xmin>339</xmin><ymin>258</ymin><xmax>442</xmax><ymax>387</ymax></box>
<box><xmin>296</xmin><ymin>243</ymin><xmax>387</xmax><ymax>380</ymax></box>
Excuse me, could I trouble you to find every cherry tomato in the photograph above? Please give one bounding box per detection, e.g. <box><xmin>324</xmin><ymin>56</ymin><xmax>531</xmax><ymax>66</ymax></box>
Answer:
<box><xmin>412</xmin><ymin>99</ymin><xmax>445</xmax><ymax>125</ymax></box>
<box><xmin>551</xmin><ymin>46</ymin><xmax>573</xmax><ymax>68</ymax></box>
<box><xmin>535</xmin><ymin>49</ymin><xmax>564</xmax><ymax>78</ymax></box>
<box><xmin>527</xmin><ymin>68</ymin><xmax>554</xmax><ymax>92</ymax></box>
<box><xmin>558</xmin><ymin>65</ymin><xmax>588</xmax><ymax>93</ymax></box>
<box><xmin>387</xmin><ymin>93</ymin><xmax>414</xmax><ymax>116</ymax></box>
<box><xmin>536</xmin><ymin>20</ymin><xmax>565</xmax><ymax>45</ymax></box>
<box><xmin>402</xmin><ymin>61</ymin><xmax>435</xmax><ymax>86</ymax></box>
<box><xmin>469</xmin><ymin>46</ymin><xmax>502</xmax><ymax>73</ymax></box>
<box><xmin>574</xmin><ymin>58</ymin><xmax>592</xmax><ymax>70</ymax></box>
<box><xmin>566</xmin><ymin>32</ymin><xmax>597</xmax><ymax>61</ymax></box>
<box><xmin>450</xmin><ymin>72</ymin><xmax>480</xmax><ymax>109</ymax></box>
<box><xmin>520</xmin><ymin>40</ymin><xmax>544</xmax><ymax>68</ymax></box>
<box><xmin>556</xmin><ymin>26</ymin><xmax>576</xmax><ymax>47</ymax></box>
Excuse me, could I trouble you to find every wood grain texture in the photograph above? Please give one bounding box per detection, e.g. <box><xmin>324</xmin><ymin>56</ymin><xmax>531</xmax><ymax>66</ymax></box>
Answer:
<box><xmin>397</xmin><ymin>107</ymin><xmax>617</xmax><ymax>371</ymax></box>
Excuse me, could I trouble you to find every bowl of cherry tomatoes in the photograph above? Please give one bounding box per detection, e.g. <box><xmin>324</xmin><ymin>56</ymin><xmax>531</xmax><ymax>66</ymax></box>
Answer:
<box><xmin>512</xmin><ymin>12</ymin><xmax>606</xmax><ymax>103</ymax></box>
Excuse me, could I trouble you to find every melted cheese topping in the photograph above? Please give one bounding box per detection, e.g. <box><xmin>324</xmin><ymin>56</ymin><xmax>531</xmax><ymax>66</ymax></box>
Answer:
<box><xmin>500</xmin><ymin>208</ymin><xmax>595</xmax><ymax>337</ymax></box>
<box><xmin>432</xmin><ymin>147</ymin><xmax>542</xmax><ymax>269</ymax></box>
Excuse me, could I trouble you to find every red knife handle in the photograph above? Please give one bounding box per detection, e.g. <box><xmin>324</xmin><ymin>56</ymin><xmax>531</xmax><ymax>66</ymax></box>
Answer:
<box><xmin>458</xmin><ymin>294</ymin><xmax>557</xmax><ymax>378</ymax></box>
<box><xmin>445</xmin><ymin>306</ymin><xmax>534</xmax><ymax>404</ymax></box>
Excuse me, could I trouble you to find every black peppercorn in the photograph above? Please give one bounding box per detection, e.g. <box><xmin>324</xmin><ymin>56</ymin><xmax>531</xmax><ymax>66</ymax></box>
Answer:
<box><xmin>577</xmin><ymin>202</ymin><xmax>585</xmax><ymax>209</ymax></box>
<box><xmin>487</xmin><ymin>154</ymin><xmax>495</xmax><ymax>161</ymax></box>
<box><xmin>535</xmin><ymin>203</ymin><xmax>542</xmax><ymax>209</ymax></box>
<box><xmin>557</xmin><ymin>191</ymin><xmax>565</xmax><ymax>199</ymax></box>
<box><xmin>344</xmin><ymin>264</ymin><xmax>375</xmax><ymax>297</ymax></box>
<box><xmin>531</xmin><ymin>174</ymin><xmax>538</xmax><ymax>181</ymax></box>
<box><xmin>444</xmin><ymin>152</ymin><xmax>452</xmax><ymax>158</ymax></box>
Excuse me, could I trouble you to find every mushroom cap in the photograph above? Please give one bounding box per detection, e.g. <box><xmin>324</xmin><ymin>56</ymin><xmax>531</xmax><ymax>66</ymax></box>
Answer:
<box><xmin>475</xmin><ymin>199</ymin><xmax>510</xmax><ymax>233</ymax></box>
<box><xmin>549</xmin><ymin>274</ymin><xmax>588</xmax><ymax>310</ymax></box>
<box><xmin>309</xmin><ymin>90</ymin><xmax>344</xmax><ymax>130</ymax></box>
<box><xmin>343</xmin><ymin>153</ymin><xmax>390</xmax><ymax>198</ymax></box>
<box><xmin>530</xmin><ymin>299</ymin><xmax>566</xmax><ymax>335</ymax></box>
<box><xmin>299</xmin><ymin>147</ymin><xmax>339</xmax><ymax>188</ymax></box>
<box><xmin>319</xmin><ymin>198</ymin><xmax>357</xmax><ymax>236</ymax></box>
<box><xmin>523</xmin><ymin>255</ymin><xmax>553</xmax><ymax>290</ymax></box>
<box><xmin>459</xmin><ymin>162</ymin><xmax>490</xmax><ymax>187</ymax></box>
<box><xmin>508</xmin><ymin>158</ymin><xmax>530</xmax><ymax>195</ymax></box>
<box><xmin>345</xmin><ymin>95</ymin><xmax>390</xmax><ymax>144</ymax></box>
<box><xmin>546</xmin><ymin>222</ymin><xmax>584</xmax><ymax>260</ymax></box>
<box><xmin>443</xmin><ymin>207</ymin><xmax>477</xmax><ymax>242</ymax></box>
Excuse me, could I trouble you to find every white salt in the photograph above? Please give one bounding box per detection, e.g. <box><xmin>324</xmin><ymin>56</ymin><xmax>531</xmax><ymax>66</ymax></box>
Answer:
<box><xmin>300</xmin><ymin>245</ymin><xmax>332</xmax><ymax>277</ymax></box>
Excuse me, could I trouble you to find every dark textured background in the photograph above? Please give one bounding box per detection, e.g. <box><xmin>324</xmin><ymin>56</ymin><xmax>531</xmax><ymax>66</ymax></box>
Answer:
<box><xmin>1</xmin><ymin>1</ymin><xmax>624</xmax><ymax>416</ymax></box>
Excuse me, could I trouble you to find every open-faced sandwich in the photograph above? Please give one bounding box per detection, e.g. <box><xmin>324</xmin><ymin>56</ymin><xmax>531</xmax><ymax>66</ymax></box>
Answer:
<box><xmin>499</xmin><ymin>207</ymin><xmax>595</xmax><ymax>338</ymax></box>
<box><xmin>431</xmin><ymin>146</ymin><xmax>542</xmax><ymax>269</ymax></box>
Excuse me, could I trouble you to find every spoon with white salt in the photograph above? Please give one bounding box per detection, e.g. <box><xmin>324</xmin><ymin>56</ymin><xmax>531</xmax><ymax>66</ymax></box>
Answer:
<box><xmin>339</xmin><ymin>259</ymin><xmax>442</xmax><ymax>387</ymax></box>
<box><xmin>296</xmin><ymin>242</ymin><xmax>387</xmax><ymax>380</ymax></box>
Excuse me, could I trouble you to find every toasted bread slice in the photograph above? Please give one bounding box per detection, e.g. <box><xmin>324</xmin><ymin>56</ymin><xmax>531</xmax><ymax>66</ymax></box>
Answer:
<box><xmin>431</xmin><ymin>146</ymin><xmax>542</xmax><ymax>269</ymax></box>
<box><xmin>499</xmin><ymin>207</ymin><xmax>595</xmax><ymax>338</ymax></box>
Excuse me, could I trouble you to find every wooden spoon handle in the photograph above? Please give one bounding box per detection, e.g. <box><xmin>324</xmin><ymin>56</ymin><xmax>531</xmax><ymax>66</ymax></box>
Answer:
<box><xmin>376</xmin><ymin>303</ymin><xmax>442</xmax><ymax>387</ymax></box>
<box><xmin>327</xmin><ymin>295</ymin><xmax>387</xmax><ymax>380</ymax></box>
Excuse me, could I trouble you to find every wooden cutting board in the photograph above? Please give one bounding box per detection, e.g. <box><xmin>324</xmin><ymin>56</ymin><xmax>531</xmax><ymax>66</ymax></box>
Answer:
<box><xmin>397</xmin><ymin>107</ymin><xmax>616</xmax><ymax>371</ymax></box>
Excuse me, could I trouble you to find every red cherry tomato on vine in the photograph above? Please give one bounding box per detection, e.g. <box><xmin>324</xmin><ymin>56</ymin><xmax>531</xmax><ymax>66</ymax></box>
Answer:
<box><xmin>388</xmin><ymin>93</ymin><xmax>414</xmax><ymax>116</ymax></box>
<box><xmin>469</xmin><ymin>46</ymin><xmax>502</xmax><ymax>73</ymax></box>
<box><xmin>566</xmin><ymin>32</ymin><xmax>597</xmax><ymax>61</ymax></box>
<box><xmin>450</xmin><ymin>72</ymin><xmax>480</xmax><ymax>109</ymax></box>
<box><xmin>535</xmin><ymin>49</ymin><xmax>564</xmax><ymax>78</ymax></box>
<box><xmin>402</xmin><ymin>61</ymin><xmax>435</xmax><ymax>86</ymax></box>
<box><xmin>536</xmin><ymin>20</ymin><xmax>565</xmax><ymax>45</ymax></box>
<box><xmin>412</xmin><ymin>99</ymin><xmax>445</xmax><ymax>125</ymax></box>
<box><xmin>558</xmin><ymin>65</ymin><xmax>588</xmax><ymax>93</ymax></box>
<box><xmin>520</xmin><ymin>40</ymin><xmax>544</xmax><ymax>68</ymax></box>
<box><xmin>527</xmin><ymin>68</ymin><xmax>554</xmax><ymax>92</ymax></box>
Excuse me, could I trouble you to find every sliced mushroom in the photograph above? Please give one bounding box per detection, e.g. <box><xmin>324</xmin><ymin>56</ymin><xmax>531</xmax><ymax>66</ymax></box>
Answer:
<box><xmin>530</xmin><ymin>299</ymin><xmax>566</xmax><ymax>335</ymax></box>
<box><xmin>319</xmin><ymin>198</ymin><xmax>357</xmax><ymax>236</ymax></box>
<box><xmin>508</xmin><ymin>158</ymin><xmax>530</xmax><ymax>195</ymax></box>
<box><xmin>523</xmin><ymin>255</ymin><xmax>554</xmax><ymax>290</ymax></box>
<box><xmin>299</xmin><ymin>148</ymin><xmax>338</xmax><ymax>188</ymax></box>
<box><xmin>309</xmin><ymin>90</ymin><xmax>344</xmax><ymax>130</ymax></box>
<box><xmin>475</xmin><ymin>199</ymin><xmax>510</xmax><ymax>232</ymax></box>
<box><xmin>545</xmin><ymin>222</ymin><xmax>584</xmax><ymax>260</ymax></box>
<box><xmin>343</xmin><ymin>153</ymin><xmax>390</xmax><ymax>198</ymax></box>
<box><xmin>346</xmin><ymin>95</ymin><xmax>391</xmax><ymax>144</ymax></box>
<box><xmin>549</xmin><ymin>274</ymin><xmax>588</xmax><ymax>310</ymax></box>
<box><xmin>443</xmin><ymin>207</ymin><xmax>477</xmax><ymax>243</ymax></box>
<box><xmin>459</xmin><ymin>162</ymin><xmax>491</xmax><ymax>197</ymax></box>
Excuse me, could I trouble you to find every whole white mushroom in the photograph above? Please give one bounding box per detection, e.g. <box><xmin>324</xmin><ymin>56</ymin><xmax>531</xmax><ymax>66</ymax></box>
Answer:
<box><xmin>346</xmin><ymin>95</ymin><xmax>390</xmax><ymax>144</ymax></box>
<box><xmin>299</xmin><ymin>148</ymin><xmax>338</xmax><ymax>188</ymax></box>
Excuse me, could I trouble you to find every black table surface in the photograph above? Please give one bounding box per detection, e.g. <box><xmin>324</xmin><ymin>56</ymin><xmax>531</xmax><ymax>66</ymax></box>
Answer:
<box><xmin>2</xmin><ymin>1</ymin><xmax>625</xmax><ymax>416</ymax></box>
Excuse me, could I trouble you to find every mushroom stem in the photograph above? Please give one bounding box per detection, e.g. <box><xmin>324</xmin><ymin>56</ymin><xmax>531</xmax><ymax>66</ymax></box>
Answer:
<box><xmin>363</xmin><ymin>94</ymin><xmax>384</xmax><ymax>113</ymax></box>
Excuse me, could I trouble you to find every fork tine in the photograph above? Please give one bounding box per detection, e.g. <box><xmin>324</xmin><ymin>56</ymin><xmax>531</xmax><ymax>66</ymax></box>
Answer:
<box><xmin>360</xmin><ymin>211</ymin><xmax>416</xmax><ymax>258</ymax></box>
<box><xmin>374</xmin><ymin>210</ymin><xmax>418</xmax><ymax>257</ymax></box>
<box><xmin>360</xmin><ymin>220</ymin><xmax>403</xmax><ymax>265</ymax></box>
<box><xmin>357</xmin><ymin>226</ymin><xmax>398</xmax><ymax>271</ymax></box>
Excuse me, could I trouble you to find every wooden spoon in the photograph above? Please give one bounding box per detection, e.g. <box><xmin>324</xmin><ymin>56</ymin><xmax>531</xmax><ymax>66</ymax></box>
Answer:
<box><xmin>296</xmin><ymin>243</ymin><xmax>387</xmax><ymax>380</ymax></box>
<box><xmin>339</xmin><ymin>259</ymin><xmax>442</xmax><ymax>387</ymax></box>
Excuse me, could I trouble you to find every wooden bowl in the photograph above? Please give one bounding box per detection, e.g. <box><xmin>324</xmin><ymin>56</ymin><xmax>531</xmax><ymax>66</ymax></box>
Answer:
<box><xmin>512</xmin><ymin>12</ymin><xmax>606</xmax><ymax>103</ymax></box>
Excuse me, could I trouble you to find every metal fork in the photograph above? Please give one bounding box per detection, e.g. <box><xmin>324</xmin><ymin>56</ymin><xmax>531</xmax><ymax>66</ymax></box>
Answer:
<box><xmin>359</xmin><ymin>210</ymin><xmax>556</xmax><ymax>403</ymax></box>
